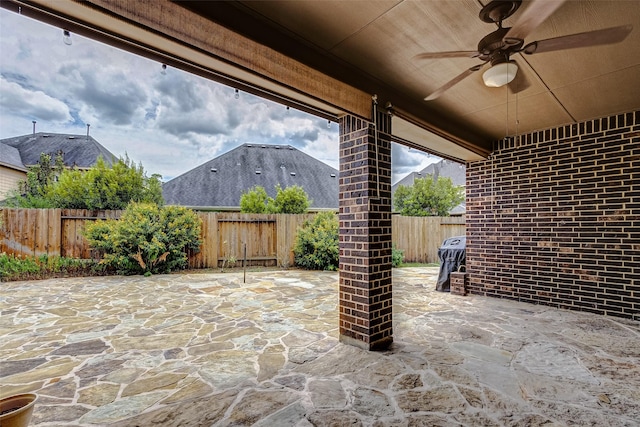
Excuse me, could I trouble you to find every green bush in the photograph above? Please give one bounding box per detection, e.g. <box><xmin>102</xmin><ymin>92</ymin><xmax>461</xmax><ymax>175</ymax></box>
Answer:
<box><xmin>8</xmin><ymin>155</ymin><xmax>164</xmax><ymax>209</ymax></box>
<box><xmin>394</xmin><ymin>176</ymin><xmax>464</xmax><ymax>216</ymax></box>
<box><xmin>84</xmin><ymin>203</ymin><xmax>202</xmax><ymax>275</ymax></box>
<box><xmin>270</xmin><ymin>185</ymin><xmax>311</xmax><ymax>214</ymax></box>
<box><xmin>240</xmin><ymin>186</ymin><xmax>270</xmax><ymax>213</ymax></box>
<box><xmin>0</xmin><ymin>253</ymin><xmax>107</xmax><ymax>281</ymax></box>
<box><xmin>293</xmin><ymin>213</ymin><xmax>404</xmax><ymax>271</ymax></box>
<box><xmin>240</xmin><ymin>185</ymin><xmax>311</xmax><ymax>214</ymax></box>
<box><xmin>293</xmin><ymin>212</ymin><xmax>339</xmax><ymax>271</ymax></box>
<box><xmin>392</xmin><ymin>245</ymin><xmax>405</xmax><ymax>268</ymax></box>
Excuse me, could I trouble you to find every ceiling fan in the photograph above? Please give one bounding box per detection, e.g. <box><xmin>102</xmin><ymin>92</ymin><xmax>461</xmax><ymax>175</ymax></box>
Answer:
<box><xmin>416</xmin><ymin>0</ymin><xmax>633</xmax><ymax>101</ymax></box>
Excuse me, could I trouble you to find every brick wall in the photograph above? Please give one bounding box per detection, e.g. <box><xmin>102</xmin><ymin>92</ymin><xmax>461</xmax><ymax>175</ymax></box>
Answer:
<box><xmin>466</xmin><ymin>111</ymin><xmax>639</xmax><ymax>320</ymax></box>
<box><xmin>338</xmin><ymin>113</ymin><xmax>393</xmax><ymax>350</ymax></box>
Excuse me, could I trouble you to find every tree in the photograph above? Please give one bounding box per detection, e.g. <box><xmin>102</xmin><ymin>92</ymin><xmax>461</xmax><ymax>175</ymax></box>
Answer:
<box><xmin>270</xmin><ymin>185</ymin><xmax>311</xmax><ymax>214</ymax></box>
<box><xmin>240</xmin><ymin>186</ymin><xmax>270</xmax><ymax>213</ymax></box>
<box><xmin>240</xmin><ymin>185</ymin><xmax>311</xmax><ymax>214</ymax></box>
<box><xmin>8</xmin><ymin>152</ymin><xmax>64</xmax><ymax>208</ymax></box>
<box><xmin>394</xmin><ymin>176</ymin><xmax>464</xmax><ymax>216</ymax></box>
<box><xmin>10</xmin><ymin>155</ymin><xmax>164</xmax><ymax>209</ymax></box>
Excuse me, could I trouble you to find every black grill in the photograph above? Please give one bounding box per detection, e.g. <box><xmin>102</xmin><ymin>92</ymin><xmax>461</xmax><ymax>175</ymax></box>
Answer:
<box><xmin>436</xmin><ymin>236</ymin><xmax>466</xmax><ymax>292</ymax></box>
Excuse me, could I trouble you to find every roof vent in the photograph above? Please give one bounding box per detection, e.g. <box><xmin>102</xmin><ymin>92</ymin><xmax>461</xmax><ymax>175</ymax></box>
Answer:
<box><xmin>211</xmin><ymin>168</ymin><xmax>217</xmax><ymax>172</ymax></box>
<box><xmin>68</xmin><ymin>136</ymin><xmax>75</xmax><ymax>139</ymax></box>
<box><xmin>330</xmin><ymin>173</ymin><xmax>336</xmax><ymax>178</ymax></box>
<box><xmin>42</xmin><ymin>135</ymin><xmax>50</xmax><ymax>138</ymax></box>
<box><xmin>247</xmin><ymin>144</ymin><xmax>252</xmax><ymax>147</ymax></box>
<box><xmin>290</xmin><ymin>172</ymin><xmax>296</xmax><ymax>176</ymax></box>
<box><xmin>261</xmin><ymin>145</ymin><xmax>266</xmax><ymax>148</ymax></box>
<box><xmin>288</xmin><ymin>146</ymin><xmax>293</xmax><ymax>150</ymax></box>
<box><xmin>255</xmin><ymin>170</ymin><xmax>261</xmax><ymax>174</ymax></box>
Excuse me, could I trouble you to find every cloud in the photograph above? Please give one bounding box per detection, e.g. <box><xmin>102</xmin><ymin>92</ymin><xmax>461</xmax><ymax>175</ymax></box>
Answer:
<box><xmin>157</xmin><ymin>112</ymin><xmax>229</xmax><ymax>138</ymax></box>
<box><xmin>0</xmin><ymin>77</ymin><xmax>72</xmax><ymax>122</ymax></box>
<box><xmin>153</xmin><ymin>74</ymin><xmax>239</xmax><ymax>138</ymax></box>
<box><xmin>53</xmin><ymin>64</ymin><xmax>148</xmax><ymax>126</ymax></box>
<box><xmin>155</xmin><ymin>75</ymin><xmax>205</xmax><ymax>112</ymax></box>
<box><xmin>391</xmin><ymin>143</ymin><xmax>440</xmax><ymax>184</ymax></box>
<box><xmin>0</xmin><ymin>9</ymin><xmax>443</xmax><ymax>188</ymax></box>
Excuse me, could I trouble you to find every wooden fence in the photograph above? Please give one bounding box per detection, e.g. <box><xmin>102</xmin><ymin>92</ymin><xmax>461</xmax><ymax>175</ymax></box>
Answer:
<box><xmin>392</xmin><ymin>215</ymin><xmax>466</xmax><ymax>264</ymax></box>
<box><xmin>1</xmin><ymin>208</ymin><xmax>465</xmax><ymax>267</ymax></box>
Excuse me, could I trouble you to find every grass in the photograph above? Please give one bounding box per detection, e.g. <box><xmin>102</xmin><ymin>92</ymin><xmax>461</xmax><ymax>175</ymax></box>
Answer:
<box><xmin>0</xmin><ymin>253</ymin><xmax>112</xmax><ymax>282</ymax></box>
<box><xmin>399</xmin><ymin>262</ymin><xmax>440</xmax><ymax>268</ymax></box>
<box><xmin>1</xmin><ymin>252</ymin><xmax>440</xmax><ymax>282</ymax></box>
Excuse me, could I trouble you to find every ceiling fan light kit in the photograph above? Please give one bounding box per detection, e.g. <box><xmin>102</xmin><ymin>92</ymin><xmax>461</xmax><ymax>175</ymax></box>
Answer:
<box><xmin>483</xmin><ymin>61</ymin><xmax>518</xmax><ymax>87</ymax></box>
<box><xmin>415</xmin><ymin>0</ymin><xmax>633</xmax><ymax>100</ymax></box>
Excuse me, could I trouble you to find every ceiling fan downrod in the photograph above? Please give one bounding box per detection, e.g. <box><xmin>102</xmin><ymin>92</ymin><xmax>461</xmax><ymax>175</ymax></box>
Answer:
<box><xmin>478</xmin><ymin>0</ymin><xmax>522</xmax><ymax>24</ymax></box>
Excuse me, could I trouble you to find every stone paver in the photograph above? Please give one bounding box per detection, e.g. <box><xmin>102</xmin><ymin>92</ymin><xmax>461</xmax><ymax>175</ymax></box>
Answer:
<box><xmin>1</xmin><ymin>268</ymin><xmax>639</xmax><ymax>426</ymax></box>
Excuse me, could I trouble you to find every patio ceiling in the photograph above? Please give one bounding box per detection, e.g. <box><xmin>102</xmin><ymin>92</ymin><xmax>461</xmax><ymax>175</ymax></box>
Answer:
<box><xmin>181</xmin><ymin>0</ymin><xmax>640</xmax><ymax>154</ymax></box>
<box><xmin>4</xmin><ymin>0</ymin><xmax>639</xmax><ymax>162</ymax></box>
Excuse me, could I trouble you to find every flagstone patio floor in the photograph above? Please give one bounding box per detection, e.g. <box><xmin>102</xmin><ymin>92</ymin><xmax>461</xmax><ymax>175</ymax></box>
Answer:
<box><xmin>1</xmin><ymin>267</ymin><xmax>639</xmax><ymax>426</ymax></box>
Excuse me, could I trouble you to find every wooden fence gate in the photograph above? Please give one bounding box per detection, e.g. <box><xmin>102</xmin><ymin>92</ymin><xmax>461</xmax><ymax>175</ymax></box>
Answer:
<box><xmin>217</xmin><ymin>215</ymin><xmax>277</xmax><ymax>267</ymax></box>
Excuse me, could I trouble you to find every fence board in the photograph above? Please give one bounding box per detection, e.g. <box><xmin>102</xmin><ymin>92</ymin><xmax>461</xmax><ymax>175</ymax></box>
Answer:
<box><xmin>392</xmin><ymin>215</ymin><xmax>465</xmax><ymax>264</ymax></box>
<box><xmin>35</xmin><ymin>209</ymin><xmax>48</xmax><ymax>256</ymax></box>
<box><xmin>189</xmin><ymin>212</ymin><xmax>218</xmax><ymax>269</ymax></box>
<box><xmin>48</xmin><ymin>209</ymin><xmax>61</xmax><ymax>255</ymax></box>
<box><xmin>3</xmin><ymin>209</ymin><xmax>18</xmax><ymax>255</ymax></box>
<box><xmin>277</xmin><ymin>214</ymin><xmax>315</xmax><ymax>267</ymax></box>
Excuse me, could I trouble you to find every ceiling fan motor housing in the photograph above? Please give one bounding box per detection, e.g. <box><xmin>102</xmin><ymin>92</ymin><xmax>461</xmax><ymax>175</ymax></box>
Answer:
<box><xmin>478</xmin><ymin>27</ymin><xmax>523</xmax><ymax>60</ymax></box>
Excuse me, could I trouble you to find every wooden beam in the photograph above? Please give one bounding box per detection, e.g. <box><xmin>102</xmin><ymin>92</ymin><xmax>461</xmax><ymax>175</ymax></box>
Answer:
<box><xmin>9</xmin><ymin>0</ymin><xmax>372</xmax><ymax>120</ymax></box>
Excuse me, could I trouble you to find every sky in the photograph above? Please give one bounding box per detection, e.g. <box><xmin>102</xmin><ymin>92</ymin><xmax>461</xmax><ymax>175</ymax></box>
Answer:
<box><xmin>0</xmin><ymin>9</ymin><xmax>439</xmax><ymax>183</ymax></box>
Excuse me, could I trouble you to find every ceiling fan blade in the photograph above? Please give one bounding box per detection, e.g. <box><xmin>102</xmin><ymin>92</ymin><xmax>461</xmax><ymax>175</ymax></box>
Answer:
<box><xmin>508</xmin><ymin>60</ymin><xmax>530</xmax><ymax>94</ymax></box>
<box><xmin>522</xmin><ymin>25</ymin><xmax>633</xmax><ymax>54</ymax></box>
<box><xmin>504</xmin><ymin>0</ymin><xmax>565</xmax><ymax>43</ymax></box>
<box><xmin>424</xmin><ymin>64</ymin><xmax>484</xmax><ymax>101</ymax></box>
<box><xmin>414</xmin><ymin>51</ymin><xmax>480</xmax><ymax>60</ymax></box>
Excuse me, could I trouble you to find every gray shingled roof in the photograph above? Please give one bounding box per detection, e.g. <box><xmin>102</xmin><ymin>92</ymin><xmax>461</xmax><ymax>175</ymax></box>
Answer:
<box><xmin>392</xmin><ymin>159</ymin><xmax>466</xmax><ymax>192</ymax></box>
<box><xmin>163</xmin><ymin>143</ymin><xmax>339</xmax><ymax>209</ymax></box>
<box><xmin>0</xmin><ymin>133</ymin><xmax>117</xmax><ymax>168</ymax></box>
<box><xmin>0</xmin><ymin>143</ymin><xmax>27</xmax><ymax>171</ymax></box>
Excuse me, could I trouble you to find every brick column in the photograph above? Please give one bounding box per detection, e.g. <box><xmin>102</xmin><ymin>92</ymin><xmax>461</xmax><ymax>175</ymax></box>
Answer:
<box><xmin>338</xmin><ymin>112</ymin><xmax>393</xmax><ymax>350</ymax></box>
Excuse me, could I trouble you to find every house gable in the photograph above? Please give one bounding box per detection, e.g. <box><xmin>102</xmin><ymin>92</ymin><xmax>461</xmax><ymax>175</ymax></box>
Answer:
<box><xmin>0</xmin><ymin>132</ymin><xmax>117</xmax><ymax>169</ymax></box>
<box><xmin>163</xmin><ymin>143</ymin><xmax>339</xmax><ymax>209</ymax></box>
<box><xmin>0</xmin><ymin>132</ymin><xmax>118</xmax><ymax>201</ymax></box>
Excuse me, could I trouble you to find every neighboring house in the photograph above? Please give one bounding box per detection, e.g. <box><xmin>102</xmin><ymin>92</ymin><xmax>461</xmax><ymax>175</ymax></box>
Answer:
<box><xmin>0</xmin><ymin>143</ymin><xmax>28</xmax><ymax>201</ymax></box>
<box><xmin>391</xmin><ymin>159</ymin><xmax>466</xmax><ymax>215</ymax></box>
<box><xmin>0</xmin><ymin>132</ymin><xmax>117</xmax><ymax>201</ymax></box>
<box><xmin>163</xmin><ymin>143</ymin><xmax>339</xmax><ymax>210</ymax></box>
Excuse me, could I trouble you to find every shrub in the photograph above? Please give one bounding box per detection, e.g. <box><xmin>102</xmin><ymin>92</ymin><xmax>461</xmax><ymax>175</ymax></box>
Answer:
<box><xmin>270</xmin><ymin>185</ymin><xmax>311</xmax><ymax>214</ymax></box>
<box><xmin>240</xmin><ymin>186</ymin><xmax>269</xmax><ymax>213</ymax></box>
<box><xmin>240</xmin><ymin>185</ymin><xmax>311</xmax><ymax>214</ymax></box>
<box><xmin>392</xmin><ymin>245</ymin><xmax>405</xmax><ymax>268</ymax></box>
<box><xmin>293</xmin><ymin>212</ymin><xmax>339</xmax><ymax>271</ymax></box>
<box><xmin>84</xmin><ymin>203</ymin><xmax>201</xmax><ymax>275</ymax></box>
